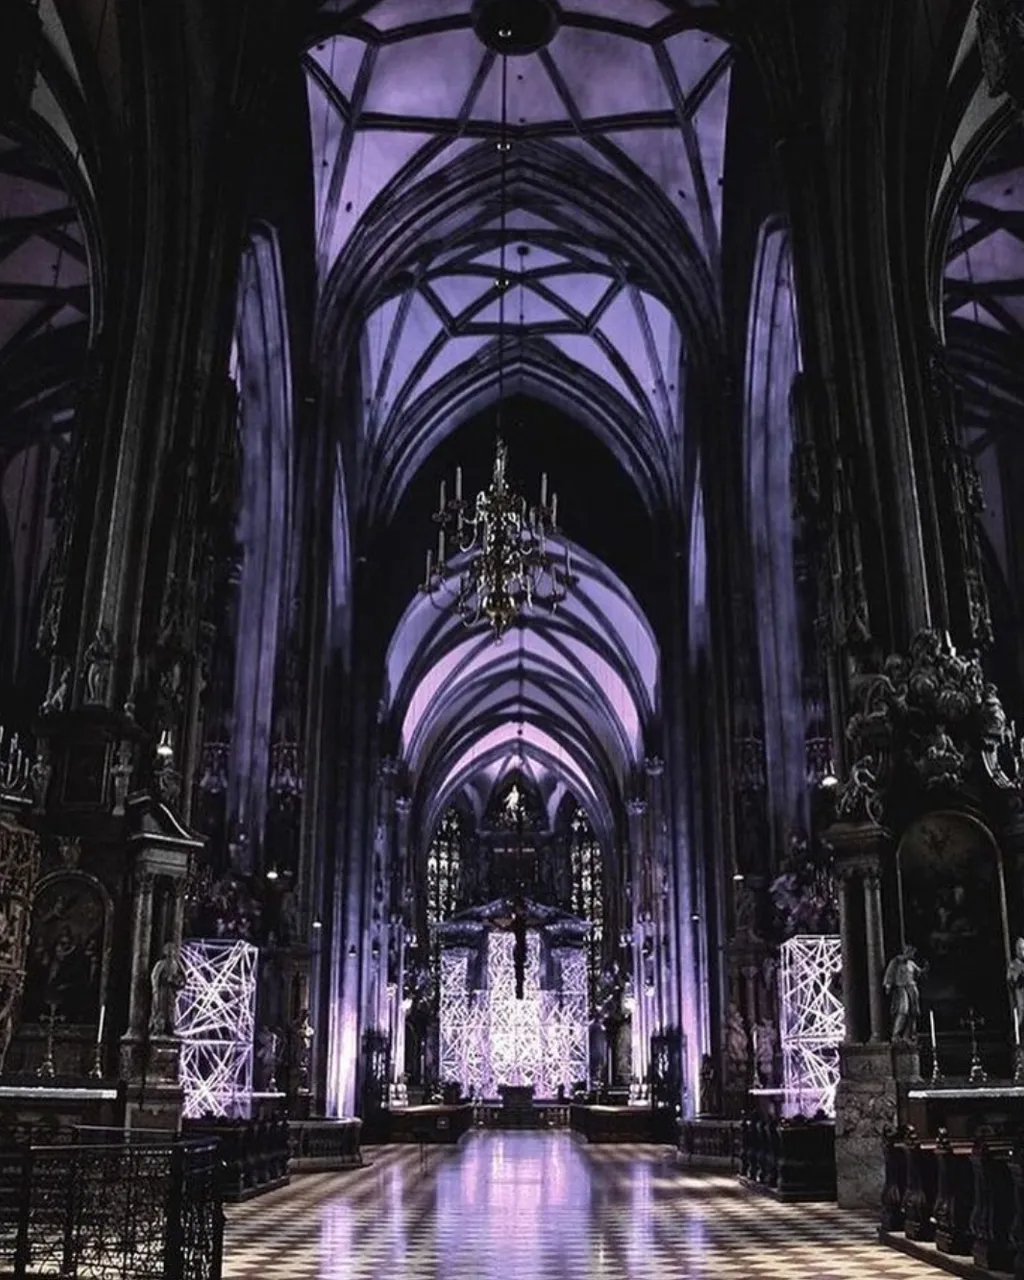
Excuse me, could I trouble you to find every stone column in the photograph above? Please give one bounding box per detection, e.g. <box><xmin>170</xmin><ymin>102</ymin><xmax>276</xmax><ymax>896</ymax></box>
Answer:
<box><xmin>120</xmin><ymin>795</ymin><xmax>204</xmax><ymax>1131</ymax></box>
<box><xmin>835</xmin><ymin>864</ymin><xmax>864</xmax><ymax>1042</ymax></box>
<box><xmin>863</xmin><ymin>866</ymin><xmax>886</xmax><ymax>1042</ymax></box>
<box><xmin>826</xmin><ymin>819</ymin><xmax>900</xmax><ymax>1210</ymax></box>
<box><xmin>125</xmin><ymin>869</ymin><xmax>156</xmax><ymax>1039</ymax></box>
<box><xmin>393</xmin><ymin>794</ymin><xmax>412</xmax><ymax>1092</ymax></box>
<box><xmin>627</xmin><ymin>797</ymin><xmax>649</xmax><ymax>1091</ymax></box>
<box><xmin>395</xmin><ymin>795</ymin><xmax>412</xmax><ymax>911</ymax></box>
<box><xmin>644</xmin><ymin>757</ymin><xmax>671</xmax><ymax>1038</ymax></box>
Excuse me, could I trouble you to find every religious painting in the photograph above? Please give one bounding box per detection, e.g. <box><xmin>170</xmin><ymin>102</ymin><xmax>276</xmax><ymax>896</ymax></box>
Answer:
<box><xmin>0</xmin><ymin>820</ymin><xmax>41</xmax><ymax>1072</ymax></box>
<box><xmin>21</xmin><ymin>872</ymin><xmax>110</xmax><ymax>1026</ymax></box>
<box><xmin>897</xmin><ymin>811</ymin><xmax>1009</xmax><ymax>1062</ymax></box>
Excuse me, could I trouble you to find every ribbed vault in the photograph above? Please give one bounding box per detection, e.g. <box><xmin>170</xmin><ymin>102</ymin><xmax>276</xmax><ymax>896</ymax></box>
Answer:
<box><xmin>942</xmin><ymin>115</ymin><xmax>1024</xmax><ymax>590</ymax></box>
<box><xmin>0</xmin><ymin>20</ymin><xmax>99</xmax><ymax>695</ymax></box>
<box><xmin>385</xmin><ymin>539</ymin><xmax>657</xmax><ymax>844</ymax></box>
<box><xmin>0</xmin><ymin>126</ymin><xmax>93</xmax><ymax>445</ymax></box>
<box><xmin>944</xmin><ymin>116</ymin><xmax>1024</xmax><ymax>431</ymax></box>
<box><xmin>305</xmin><ymin>1</ymin><xmax>733</xmax><ymax>524</ymax></box>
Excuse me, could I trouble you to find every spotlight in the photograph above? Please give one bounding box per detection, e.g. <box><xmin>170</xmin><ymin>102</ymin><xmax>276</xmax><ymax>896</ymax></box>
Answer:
<box><xmin>312</xmin><ymin>920</ymin><xmax>322</xmax><ymax>931</ymax></box>
<box><xmin>732</xmin><ymin>872</ymin><xmax>745</xmax><ymax>883</ymax></box>
<box><xmin>691</xmin><ymin>913</ymin><xmax>700</xmax><ymax>922</ymax></box>
<box><xmin>266</xmin><ymin>868</ymin><xmax>279</xmax><ymax>881</ymax></box>
<box><xmin>820</xmin><ymin>769</ymin><xmax>839</xmax><ymax>789</ymax></box>
<box><xmin>347</xmin><ymin>944</ymin><xmax>357</xmax><ymax>958</ymax></box>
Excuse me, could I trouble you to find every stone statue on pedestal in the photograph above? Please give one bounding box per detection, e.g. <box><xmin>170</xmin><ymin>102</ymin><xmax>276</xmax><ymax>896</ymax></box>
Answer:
<box><xmin>294</xmin><ymin>1008</ymin><xmax>314</xmax><ymax>1090</ymax></box>
<box><xmin>257</xmin><ymin>1026</ymin><xmax>280</xmax><ymax>1091</ymax></box>
<box><xmin>698</xmin><ymin>1053</ymin><xmax>716</xmax><ymax>1115</ymax></box>
<box><xmin>883</xmin><ymin>944</ymin><xmax>926</xmax><ymax>1041</ymax></box>
<box><xmin>755</xmin><ymin>1018</ymin><xmax>777</xmax><ymax>1086</ymax></box>
<box><xmin>148</xmin><ymin>942</ymin><xmax>185</xmax><ymax>1036</ymax></box>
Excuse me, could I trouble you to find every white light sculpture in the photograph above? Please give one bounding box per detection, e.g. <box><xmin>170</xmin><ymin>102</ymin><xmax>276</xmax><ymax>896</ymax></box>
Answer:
<box><xmin>779</xmin><ymin>934</ymin><xmax>844</xmax><ymax>1118</ymax></box>
<box><xmin>439</xmin><ymin>931</ymin><xmax>587</xmax><ymax>1098</ymax></box>
<box><xmin>177</xmin><ymin>939</ymin><xmax>258</xmax><ymax>1119</ymax></box>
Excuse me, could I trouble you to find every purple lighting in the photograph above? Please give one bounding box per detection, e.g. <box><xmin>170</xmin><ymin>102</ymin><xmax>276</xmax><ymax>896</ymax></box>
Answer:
<box><xmin>439</xmin><ymin>932</ymin><xmax>588</xmax><ymax>1098</ymax></box>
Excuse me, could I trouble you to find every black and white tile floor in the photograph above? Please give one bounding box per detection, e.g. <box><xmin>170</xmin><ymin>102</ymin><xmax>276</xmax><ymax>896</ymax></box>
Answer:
<box><xmin>223</xmin><ymin>1131</ymin><xmax>938</xmax><ymax>1279</ymax></box>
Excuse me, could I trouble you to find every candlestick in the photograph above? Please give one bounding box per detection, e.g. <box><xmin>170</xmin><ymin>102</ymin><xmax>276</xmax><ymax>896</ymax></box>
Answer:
<box><xmin>1016</xmin><ymin>1007</ymin><xmax>1021</xmax><ymax>1048</ymax></box>
<box><xmin>540</xmin><ymin>472</ymin><xmax>548</xmax><ymax>507</ymax></box>
<box><xmin>455</xmin><ymin>466</ymin><xmax>462</xmax><ymax>501</ymax></box>
<box><xmin>37</xmin><ymin>1001</ymin><xmax>60</xmax><ymax>1080</ymax></box>
<box><xmin>928</xmin><ymin>1008</ymin><xmax>943</xmax><ymax>1086</ymax></box>
<box><xmin>439</xmin><ymin>479</ymin><xmax>446</xmax><ymax>510</ymax></box>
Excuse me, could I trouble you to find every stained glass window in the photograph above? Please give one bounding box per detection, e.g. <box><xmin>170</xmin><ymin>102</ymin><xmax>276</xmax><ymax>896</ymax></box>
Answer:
<box><xmin>427</xmin><ymin>805</ymin><xmax>463</xmax><ymax>926</ymax></box>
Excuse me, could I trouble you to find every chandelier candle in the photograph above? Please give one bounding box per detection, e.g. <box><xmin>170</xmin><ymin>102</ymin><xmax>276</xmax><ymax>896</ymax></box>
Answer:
<box><xmin>420</xmin><ymin>438</ymin><xmax>577</xmax><ymax>640</ymax></box>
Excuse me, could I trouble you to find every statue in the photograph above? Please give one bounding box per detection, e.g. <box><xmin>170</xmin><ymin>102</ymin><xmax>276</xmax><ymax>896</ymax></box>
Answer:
<box><xmin>698</xmin><ymin>1053</ymin><xmax>716</xmax><ymax>1115</ymax></box>
<box><xmin>148</xmin><ymin>942</ymin><xmax>185</xmax><ymax>1036</ymax></box>
<box><xmin>0</xmin><ymin>972</ymin><xmax>19</xmax><ymax>1075</ymax></box>
<box><xmin>1007</xmin><ymin>937</ymin><xmax>1024</xmax><ymax>1036</ymax></box>
<box><xmin>883</xmin><ymin>944</ymin><xmax>926</xmax><ymax>1041</ymax></box>
<box><xmin>257</xmin><ymin>1026</ymin><xmax>280</xmax><ymax>1091</ymax></box>
<box><xmin>597</xmin><ymin>961</ymin><xmax>627</xmax><ymax>1025</ymax></box>
<box><xmin>292</xmin><ymin>1008</ymin><xmax>315</xmax><ymax>1090</ymax></box>
<box><xmin>755</xmin><ymin>1018</ymin><xmax>777</xmax><ymax>1086</ymax></box>
<box><xmin>39</xmin><ymin>661</ymin><xmax>69</xmax><ymax>716</ymax></box>
<box><xmin>724</xmin><ymin>1003</ymin><xmax>748</xmax><ymax>1085</ymax></box>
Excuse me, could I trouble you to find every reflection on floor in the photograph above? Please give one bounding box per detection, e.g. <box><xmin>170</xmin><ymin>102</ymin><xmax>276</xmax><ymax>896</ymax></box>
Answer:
<box><xmin>223</xmin><ymin>1131</ymin><xmax>939</xmax><ymax>1279</ymax></box>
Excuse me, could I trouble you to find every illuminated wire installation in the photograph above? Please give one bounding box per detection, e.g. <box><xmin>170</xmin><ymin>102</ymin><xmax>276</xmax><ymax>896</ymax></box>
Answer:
<box><xmin>779</xmin><ymin>934</ymin><xmax>844</xmax><ymax>1117</ymax></box>
<box><xmin>569</xmin><ymin>806</ymin><xmax>603</xmax><ymax>1000</ymax></box>
<box><xmin>439</xmin><ymin>931</ymin><xmax>587</xmax><ymax>1098</ymax></box>
<box><xmin>177</xmin><ymin>940</ymin><xmax>259</xmax><ymax>1119</ymax></box>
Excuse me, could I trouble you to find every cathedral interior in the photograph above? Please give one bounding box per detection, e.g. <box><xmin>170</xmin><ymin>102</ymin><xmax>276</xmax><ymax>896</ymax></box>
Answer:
<box><xmin>2</xmin><ymin>0</ymin><xmax>1024</xmax><ymax>1277</ymax></box>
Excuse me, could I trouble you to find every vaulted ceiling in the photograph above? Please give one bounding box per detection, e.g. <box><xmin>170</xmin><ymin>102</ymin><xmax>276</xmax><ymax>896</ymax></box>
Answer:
<box><xmin>943</xmin><ymin>115</ymin><xmax>1024</xmax><ymax>590</ymax></box>
<box><xmin>944</xmin><ymin>116</ymin><xmax>1024</xmax><ymax>434</ymax></box>
<box><xmin>0</xmin><ymin>128</ymin><xmax>91</xmax><ymax>447</ymax></box>
<box><xmin>385</xmin><ymin>537</ymin><xmax>658</xmax><ymax>841</ymax></box>
<box><xmin>305</xmin><ymin>0</ymin><xmax>732</xmax><ymax>842</ymax></box>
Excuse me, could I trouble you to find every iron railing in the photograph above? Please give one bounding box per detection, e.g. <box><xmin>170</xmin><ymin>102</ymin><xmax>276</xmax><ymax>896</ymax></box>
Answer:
<box><xmin>0</xmin><ymin>1131</ymin><xmax>223</xmax><ymax>1279</ymax></box>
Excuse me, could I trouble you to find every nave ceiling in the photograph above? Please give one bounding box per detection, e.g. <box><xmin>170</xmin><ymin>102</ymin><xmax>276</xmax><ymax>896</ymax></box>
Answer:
<box><xmin>304</xmin><ymin>0</ymin><xmax>734</xmax><ymax>842</ymax></box>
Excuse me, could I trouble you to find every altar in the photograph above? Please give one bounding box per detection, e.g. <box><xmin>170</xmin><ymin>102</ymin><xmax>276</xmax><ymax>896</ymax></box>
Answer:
<box><xmin>436</xmin><ymin>900</ymin><xmax>590</xmax><ymax>1100</ymax></box>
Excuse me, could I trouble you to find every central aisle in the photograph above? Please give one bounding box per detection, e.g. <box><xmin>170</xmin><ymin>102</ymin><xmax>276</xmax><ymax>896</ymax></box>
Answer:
<box><xmin>223</xmin><ymin>1131</ymin><xmax>937</xmax><ymax>1280</ymax></box>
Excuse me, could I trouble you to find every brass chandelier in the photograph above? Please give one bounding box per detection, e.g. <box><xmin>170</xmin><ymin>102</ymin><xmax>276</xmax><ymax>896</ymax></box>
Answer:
<box><xmin>420</xmin><ymin>49</ymin><xmax>576</xmax><ymax>641</ymax></box>
<box><xmin>422</xmin><ymin>438</ymin><xmax>574</xmax><ymax>640</ymax></box>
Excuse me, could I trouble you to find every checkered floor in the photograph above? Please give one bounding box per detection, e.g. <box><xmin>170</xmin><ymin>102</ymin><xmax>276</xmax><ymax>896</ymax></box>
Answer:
<box><xmin>223</xmin><ymin>1131</ymin><xmax>939</xmax><ymax>1279</ymax></box>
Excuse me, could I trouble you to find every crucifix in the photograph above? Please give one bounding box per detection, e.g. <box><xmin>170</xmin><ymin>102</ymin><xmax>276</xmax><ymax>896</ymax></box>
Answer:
<box><xmin>961</xmin><ymin>1008</ymin><xmax>987</xmax><ymax>1084</ymax></box>
<box><xmin>36</xmin><ymin>1001</ymin><xmax>62</xmax><ymax>1080</ymax></box>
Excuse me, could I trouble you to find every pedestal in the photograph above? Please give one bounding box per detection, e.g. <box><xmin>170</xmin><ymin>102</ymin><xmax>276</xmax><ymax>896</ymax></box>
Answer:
<box><xmin>834</xmin><ymin>1043</ymin><xmax>900</xmax><ymax>1209</ymax></box>
<box><xmin>120</xmin><ymin>1035</ymin><xmax>183</xmax><ymax>1131</ymax></box>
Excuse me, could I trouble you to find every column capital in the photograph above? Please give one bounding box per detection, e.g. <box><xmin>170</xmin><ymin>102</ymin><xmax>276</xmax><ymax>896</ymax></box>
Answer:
<box><xmin>627</xmin><ymin>798</ymin><xmax>648</xmax><ymax>819</ymax></box>
<box><xmin>643</xmin><ymin>757</ymin><xmax>664</xmax><ymax>779</ymax></box>
<box><xmin>822</xmin><ymin>819</ymin><xmax>892</xmax><ymax>871</ymax></box>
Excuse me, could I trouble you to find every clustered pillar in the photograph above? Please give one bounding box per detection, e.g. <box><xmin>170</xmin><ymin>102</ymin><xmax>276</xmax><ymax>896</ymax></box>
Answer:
<box><xmin>827</xmin><ymin>818</ymin><xmax>912</xmax><ymax>1210</ymax></box>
